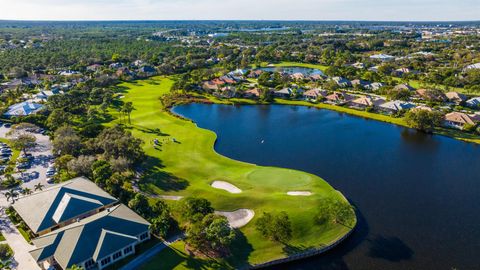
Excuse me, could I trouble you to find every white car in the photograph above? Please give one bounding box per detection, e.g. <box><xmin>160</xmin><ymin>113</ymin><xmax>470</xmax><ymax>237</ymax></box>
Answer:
<box><xmin>46</xmin><ymin>166</ymin><xmax>56</xmax><ymax>177</ymax></box>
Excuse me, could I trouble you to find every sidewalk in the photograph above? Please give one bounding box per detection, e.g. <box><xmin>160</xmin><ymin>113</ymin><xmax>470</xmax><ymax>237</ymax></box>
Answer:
<box><xmin>0</xmin><ymin>204</ymin><xmax>40</xmax><ymax>270</ymax></box>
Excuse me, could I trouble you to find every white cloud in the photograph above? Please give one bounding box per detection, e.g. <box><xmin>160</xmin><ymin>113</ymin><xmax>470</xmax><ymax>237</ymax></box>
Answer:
<box><xmin>0</xmin><ymin>0</ymin><xmax>478</xmax><ymax>21</ymax></box>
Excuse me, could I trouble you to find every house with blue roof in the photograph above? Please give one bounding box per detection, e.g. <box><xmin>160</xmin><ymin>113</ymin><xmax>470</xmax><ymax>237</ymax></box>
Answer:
<box><xmin>3</xmin><ymin>101</ymin><xmax>44</xmax><ymax>117</ymax></box>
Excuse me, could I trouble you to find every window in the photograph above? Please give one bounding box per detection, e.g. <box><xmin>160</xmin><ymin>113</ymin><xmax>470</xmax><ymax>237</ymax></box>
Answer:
<box><xmin>123</xmin><ymin>246</ymin><xmax>133</xmax><ymax>254</ymax></box>
<box><xmin>140</xmin><ymin>232</ymin><xmax>149</xmax><ymax>241</ymax></box>
<box><xmin>84</xmin><ymin>259</ymin><xmax>96</xmax><ymax>270</ymax></box>
<box><xmin>100</xmin><ymin>257</ymin><xmax>111</xmax><ymax>266</ymax></box>
<box><xmin>112</xmin><ymin>251</ymin><xmax>122</xmax><ymax>261</ymax></box>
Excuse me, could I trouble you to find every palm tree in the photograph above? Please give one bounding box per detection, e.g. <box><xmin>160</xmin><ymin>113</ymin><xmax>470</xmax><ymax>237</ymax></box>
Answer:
<box><xmin>4</xmin><ymin>189</ymin><xmax>18</xmax><ymax>203</ymax></box>
<box><xmin>34</xmin><ymin>183</ymin><xmax>44</xmax><ymax>191</ymax></box>
<box><xmin>21</xmin><ymin>188</ymin><xmax>32</xmax><ymax>196</ymax></box>
<box><xmin>122</xmin><ymin>102</ymin><xmax>134</xmax><ymax>124</ymax></box>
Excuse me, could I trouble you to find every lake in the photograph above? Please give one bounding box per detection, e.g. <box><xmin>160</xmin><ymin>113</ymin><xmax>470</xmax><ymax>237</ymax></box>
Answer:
<box><xmin>260</xmin><ymin>66</ymin><xmax>325</xmax><ymax>76</ymax></box>
<box><xmin>172</xmin><ymin>104</ymin><xmax>480</xmax><ymax>270</ymax></box>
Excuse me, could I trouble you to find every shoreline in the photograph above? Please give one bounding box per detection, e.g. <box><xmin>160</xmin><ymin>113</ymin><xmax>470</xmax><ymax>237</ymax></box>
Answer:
<box><xmin>172</xmin><ymin>95</ymin><xmax>480</xmax><ymax>145</ymax></box>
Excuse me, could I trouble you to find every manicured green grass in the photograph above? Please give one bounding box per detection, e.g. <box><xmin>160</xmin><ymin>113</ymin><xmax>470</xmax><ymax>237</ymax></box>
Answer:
<box><xmin>105</xmin><ymin>237</ymin><xmax>162</xmax><ymax>270</ymax></box>
<box><xmin>107</xmin><ymin>77</ymin><xmax>355</xmax><ymax>269</ymax></box>
<box><xmin>17</xmin><ymin>226</ymin><xmax>31</xmax><ymax>243</ymax></box>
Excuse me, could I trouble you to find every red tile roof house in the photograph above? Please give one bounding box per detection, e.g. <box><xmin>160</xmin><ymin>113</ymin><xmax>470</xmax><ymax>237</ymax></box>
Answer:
<box><xmin>445</xmin><ymin>92</ymin><xmax>467</xmax><ymax>105</ymax></box>
<box><xmin>303</xmin><ymin>89</ymin><xmax>327</xmax><ymax>101</ymax></box>
<box><xmin>443</xmin><ymin>112</ymin><xmax>479</xmax><ymax>130</ymax></box>
<box><xmin>325</xmin><ymin>92</ymin><xmax>355</xmax><ymax>105</ymax></box>
<box><xmin>348</xmin><ymin>96</ymin><xmax>386</xmax><ymax>109</ymax></box>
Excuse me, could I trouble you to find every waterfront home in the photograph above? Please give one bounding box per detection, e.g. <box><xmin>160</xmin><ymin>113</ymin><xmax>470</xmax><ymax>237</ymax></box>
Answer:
<box><xmin>466</xmin><ymin>97</ymin><xmax>480</xmax><ymax>108</ymax></box>
<box><xmin>365</xmin><ymin>82</ymin><xmax>384</xmax><ymax>91</ymax></box>
<box><xmin>290</xmin><ymin>72</ymin><xmax>305</xmax><ymax>80</ymax></box>
<box><xmin>394</xmin><ymin>83</ymin><xmax>416</xmax><ymax>92</ymax></box>
<box><xmin>348</xmin><ymin>96</ymin><xmax>385</xmax><ymax>109</ymax></box>
<box><xmin>331</xmin><ymin>77</ymin><xmax>351</xmax><ymax>87</ymax></box>
<box><xmin>444</xmin><ymin>112</ymin><xmax>478</xmax><ymax>129</ymax></box>
<box><xmin>274</xmin><ymin>88</ymin><xmax>293</xmax><ymax>98</ymax></box>
<box><xmin>30</xmin><ymin>204</ymin><xmax>150</xmax><ymax>270</ymax></box>
<box><xmin>325</xmin><ymin>92</ymin><xmax>354</xmax><ymax>104</ymax></box>
<box><xmin>3</xmin><ymin>101</ymin><xmax>44</xmax><ymax>117</ymax></box>
<box><xmin>202</xmin><ymin>81</ymin><xmax>219</xmax><ymax>91</ymax></box>
<box><xmin>217</xmin><ymin>86</ymin><xmax>237</xmax><ymax>98</ymax></box>
<box><xmin>445</xmin><ymin>92</ymin><xmax>467</xmax><ymax>105</ymax></box>
<box><xmin>244</xmin><ymin>88</ymin><xmax>261</xmax><ymax>98</ymax></box>
<box><xmin>370</xmin><ymin>54</ymin><xmax>395</xmax><ymax>62</ymax></box>
<box><xmin>309</xmin><ymin>74</ymin><xmax>324</xmax><ymax>81</ymax></box>
<box><xmin>303</xmin><ymin>89</ymin><xmax>327</xmax><ymax>101</ymax></box>
<box><xmin>12</xmin><ymin>177</ymin><xmax>118</xmax><ymax>236</ymax></box>
<box><xmin>378</xmin><ymin>100</ymin><xmax>416</xmax><ymax>114</ymax></box>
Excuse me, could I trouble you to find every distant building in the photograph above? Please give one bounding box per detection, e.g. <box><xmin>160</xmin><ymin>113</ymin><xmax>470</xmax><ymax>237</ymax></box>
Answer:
<box><xmin>445</xmin><ymin>92</ymin><xmax>467</xmax><ymax>105</ymax></box>
<box><xmin>466</xmin><ymin>97</ymin><xmax>480</xmax><ymax>108</ymax></box>
<box><xmin>369</xmin><ymin>54</ymin><xmax>395</xmax><ymax>62</ymax></box>
<box><xmin>394</xmin><ymin>84</ymin><xmax>416</xmax><ymax>92</ymax></box>
<box><xmin>303</xmin><ymin>89</ymin><xmax>327</xmax><ymax>101</ymax></box>
<box><xmin>331</xmin><ymin>77</ymin><xmax>351</xmax><ymax>87</ymax></box>
<box><xmin>3</xmin><ymin>101</ymin><xmax>44</xmax><ymax>117</ymax></box>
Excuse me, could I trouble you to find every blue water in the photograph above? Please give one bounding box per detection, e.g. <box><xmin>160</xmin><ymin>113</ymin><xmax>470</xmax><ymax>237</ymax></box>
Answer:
<box><xmin>173</xmin><ymin>104</ymin><xmax>480</xmax><ymax>270</ymax></box>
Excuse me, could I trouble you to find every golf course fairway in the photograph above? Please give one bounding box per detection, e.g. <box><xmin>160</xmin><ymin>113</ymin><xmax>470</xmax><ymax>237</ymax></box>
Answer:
<box><xmin>109</xmin><ymin>76</ymin><xmax>356</xmax><ymax>269</ymax></box>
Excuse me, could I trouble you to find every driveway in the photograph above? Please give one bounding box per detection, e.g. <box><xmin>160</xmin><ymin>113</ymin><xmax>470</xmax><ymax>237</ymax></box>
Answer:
<box><xmin>0</xmin><ymin>125</ymin><xmax>55</xmax><ymax>191</ymax></box>
<box><xmin>0</xmin><ymin>204</ymin><xmax>40</xmax><ymax>270</ymax></box>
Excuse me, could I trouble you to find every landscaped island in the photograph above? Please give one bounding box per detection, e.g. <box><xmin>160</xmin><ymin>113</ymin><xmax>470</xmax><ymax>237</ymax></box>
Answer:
<box><xmin>108</xmin><ymin>76</ymin><xmax>356</xmax><ymax>269</ymax></box>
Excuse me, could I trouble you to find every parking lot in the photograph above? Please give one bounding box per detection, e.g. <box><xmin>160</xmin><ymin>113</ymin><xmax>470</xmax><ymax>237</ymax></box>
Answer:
<box><xmin>0</xmin><ymin>124</ymin><xmax>55</xmax><ymax>191</ymax></box>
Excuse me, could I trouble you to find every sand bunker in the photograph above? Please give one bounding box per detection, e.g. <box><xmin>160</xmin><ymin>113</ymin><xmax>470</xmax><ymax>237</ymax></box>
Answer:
<box><xmin>211</xmin><ymin>181</ymin><xmax>242</xmax><ymax>194</ymax></box>
<box><xmin>216</xmin><ymin>209</ymin><xmax>255</xmax><ymax>228</ymax></box>
<box><xmin>287</xmin><ymin>191</ymin><xmax>312</xmax><ymax>196</ymax></box>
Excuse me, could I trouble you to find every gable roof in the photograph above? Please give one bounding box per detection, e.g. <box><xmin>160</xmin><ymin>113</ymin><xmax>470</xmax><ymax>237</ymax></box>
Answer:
<box><xmin>30</xmin><ymin>204</ymin><xmax>150</xmax><ymax>269</ymax></box>
<box><xmin>13</xmin><ymin>177</ymin><xmax>117</xmax><ymax>234</ymax></box>
<box><xmin>444</xmin><ymin>112</ymin><xmax>475</xmax><ymax>125</ymax></box>
<box><xmin>3</xmin><ymin>102</ymin><xmax>44</xmax><ymax>117</ymax></box>
<box><xmin>379</xmin><ymin>101</ymin><xmax>416</xmax><ymax>111</ymax></box>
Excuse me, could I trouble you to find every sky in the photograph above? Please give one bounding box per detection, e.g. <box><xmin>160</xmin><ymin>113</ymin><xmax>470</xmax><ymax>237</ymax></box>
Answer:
<box><xmin>0</xmin><ymin>0</ymin><xmax>479</xmax><ymax>21</ymax></box>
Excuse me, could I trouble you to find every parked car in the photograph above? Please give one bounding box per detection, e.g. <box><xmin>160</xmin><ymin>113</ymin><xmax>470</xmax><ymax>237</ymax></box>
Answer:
<box><xmin>29</xmin><ymin>171</ymin><xmax>40</xmax><ymax>179</ymax></box>
<box><xmin>47</xmin><ymin>177</ymin><xmax>55</xmax><ymax>184</ymax></box>
<box><xmin>4</xmin><ymin>123</ymin><xmax>11</xmax><ymax>128</ymax></box>
<box><xmin>16</xmin><ymin>162</ymin><xmax>30</xmax><ymax>169</ymax></box>
<box><xmin>46</xmin><ymin>166</ymin><xmax>56</xmax><ymax>177</ymax></box>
